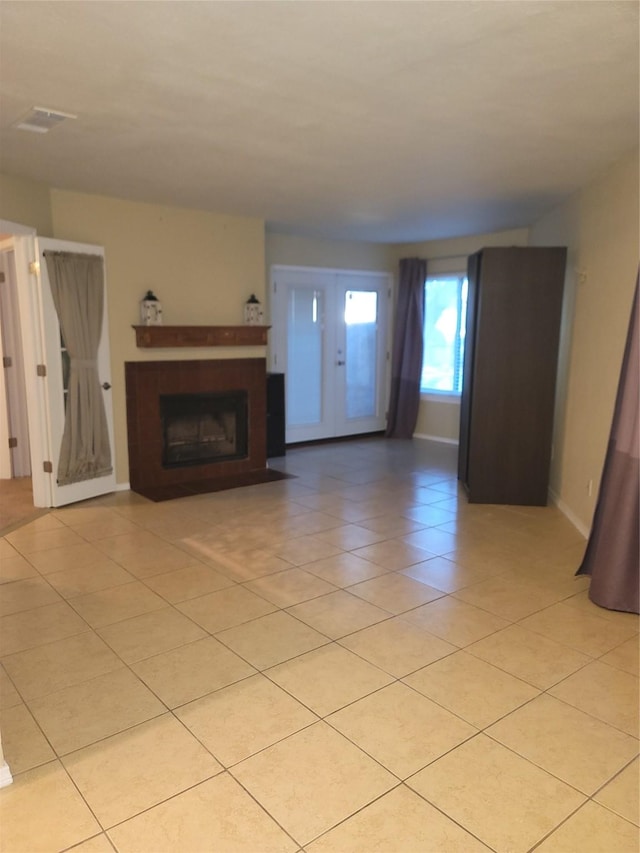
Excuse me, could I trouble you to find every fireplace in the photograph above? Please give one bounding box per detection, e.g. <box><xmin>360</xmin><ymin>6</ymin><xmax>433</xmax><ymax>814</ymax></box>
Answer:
<box><xmin>125</xmin><ymin>358</ymin><xmax>272</xmax><ymax>499</ymax></box>
<box><xmin>161</xmin><ymin>391</ymin><xmax>248</xmax><ymax>467</ymax></box>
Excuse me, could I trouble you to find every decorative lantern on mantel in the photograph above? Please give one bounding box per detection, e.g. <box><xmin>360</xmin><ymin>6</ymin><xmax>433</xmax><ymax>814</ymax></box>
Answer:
<box><xmin>244</xmin><ymin>293</ymin><xmax>264</xmax><ymax>326</ymax></box>
<box><xmin>140</xmin><ymin>290</ymin><xmax>163</xmax><ymax>326</ymax></box>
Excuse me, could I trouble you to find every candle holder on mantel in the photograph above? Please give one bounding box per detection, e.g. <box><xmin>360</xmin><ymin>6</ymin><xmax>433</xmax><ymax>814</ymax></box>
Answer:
<box><xmin>140</xmin><ymin>290</ymin><xmax>163</xmax><ymax>326</ymax></box>
<box><xmin>244</xmin><ymin>294</ymin><xmax>264</xmax><ymax>326</ymax></box>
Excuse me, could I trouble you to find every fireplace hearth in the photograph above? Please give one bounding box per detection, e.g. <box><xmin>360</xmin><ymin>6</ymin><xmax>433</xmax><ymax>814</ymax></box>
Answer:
<box><xmin>125</xmin><ymin>358</ymin><xmax>288</xmax><ymax>500</ymax></box>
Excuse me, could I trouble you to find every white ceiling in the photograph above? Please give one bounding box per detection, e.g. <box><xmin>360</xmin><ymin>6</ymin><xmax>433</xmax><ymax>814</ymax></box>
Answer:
<box><xmin>0</xmin><ymin>1</ymin><xmax>638</xmax><ymax>243</ymax></box>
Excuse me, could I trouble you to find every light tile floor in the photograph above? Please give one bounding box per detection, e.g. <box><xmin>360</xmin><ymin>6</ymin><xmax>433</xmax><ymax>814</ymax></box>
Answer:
<box><xmin>0</xmin><ymin>438</ymin><xmax>638</xmax><ymax>852</ymax></box>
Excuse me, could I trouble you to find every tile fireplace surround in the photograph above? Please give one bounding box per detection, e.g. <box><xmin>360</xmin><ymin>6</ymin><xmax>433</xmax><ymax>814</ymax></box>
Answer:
<box><xmin>125</xmin><ymin>358</ymin><xmax>268</xmax><ymax>500</ymax></box>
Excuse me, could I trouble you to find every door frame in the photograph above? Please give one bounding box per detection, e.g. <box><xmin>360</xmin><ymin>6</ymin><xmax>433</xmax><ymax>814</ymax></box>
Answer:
<box><xmin>0</xmin><ymin>221</ymin><xmax>37</xmax><ymax>494</ymax></box>
<box><xmin>13</xmin><ymin>233</ymin><xmax>54</xmax><ymax>506</ymax></box>
<box><xmin>0</xmin><ymin>243</ymin><xmax>31</xmax><ymax>478</ymax></box>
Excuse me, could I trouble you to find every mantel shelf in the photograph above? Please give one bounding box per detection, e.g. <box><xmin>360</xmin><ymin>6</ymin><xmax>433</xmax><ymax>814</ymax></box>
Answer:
<box><xmin>133</xmin><ymin>325</ymin><xmax>270</xmax><ymax>348</ymax></box>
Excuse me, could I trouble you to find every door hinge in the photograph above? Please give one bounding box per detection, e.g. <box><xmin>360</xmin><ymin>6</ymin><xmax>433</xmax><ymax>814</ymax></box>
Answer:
<box><xmin>273</xmin><ymin>281</ymin><xmax>277</xmax><ymax>294</ymax></box>
<box><xmin>3</xmin><ymin>356</ymin><xmax>12</xmax><ymax>368</ymax></box>
<box><xmin>386</xmin><ymin>351</ymin><xmax>390</xmax><ymax>361</ymax></box>
<box><xmin>0</xmin><ymin>272</ymin><xmax>5</xmax><ymax>283</ymax></box>
<box><xmin>28</xmin><ymin>261</ymin><xmax>40</xmax><ymax>275</ymax></box>
<box><xmin>43</xmin><ymin>461</ymin><xmax>53</xmax><ymax>473</ymax></box>
<box><xmin>8</xmin><ymin>437</ymin><xmax>17</xmax><ymax>449</ymax></box>
<box><xmin>36</xmin><ymin>364</ymin><xmax>47</xmax><ymax>377</ymax></box>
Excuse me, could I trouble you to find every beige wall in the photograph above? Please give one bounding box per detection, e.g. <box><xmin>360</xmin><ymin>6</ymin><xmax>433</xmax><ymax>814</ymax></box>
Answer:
<box><xmin>529</xmin><ymin>148</ymin><xmax>639</xmax><ymax>531</ymax></box>
<box><xmin>0</xmin><ymin>173</ymin><xmax>53</xmax><ymax>236</ymax></box>
<box><xmin>392</xmin><ymin>228</ymin><xmax>530</xmax><ymax>442</ymax></box>
<box><xmin>50</xmin><ymin>189</ymin><xmax>265</xmax><ymax>484</ymax></box>
<box><xmin>414</xmin><ymin>397</ymin><xmax>460</xmax><ymax>443</ymax></box>
<box><xmin>266</xmin><ymin>231</ymin><xmax>393</xmax><ymax>276</ymax></box>
<box><xmin>391</xmin><ymin>227</ymin><xmax>530</xmax><ymax>274</ymax></box>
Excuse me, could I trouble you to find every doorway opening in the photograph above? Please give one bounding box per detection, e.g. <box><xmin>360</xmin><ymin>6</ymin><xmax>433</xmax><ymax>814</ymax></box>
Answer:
<box><xmin>0</xmin><ymin>229</ymin><xmax>35</xmax><ymax>527</ymax></box>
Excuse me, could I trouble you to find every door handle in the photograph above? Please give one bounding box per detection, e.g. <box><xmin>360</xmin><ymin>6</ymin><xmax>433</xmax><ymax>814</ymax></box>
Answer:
<box><xmin>336</xmin><ymin>360</ymin><xmax>345</xmax><ymax>366</ymax></box>
<box><xmin>102</xmin><ymin>381</ymin><xmax>112</xmax><ymax>390</ymax></box>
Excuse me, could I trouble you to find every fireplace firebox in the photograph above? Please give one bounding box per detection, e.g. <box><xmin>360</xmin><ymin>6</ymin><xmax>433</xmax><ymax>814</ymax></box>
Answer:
<box><xmin>161</xmin><ymin>391</ymin><xmax>248</xmax><ymax>467</ymax></box>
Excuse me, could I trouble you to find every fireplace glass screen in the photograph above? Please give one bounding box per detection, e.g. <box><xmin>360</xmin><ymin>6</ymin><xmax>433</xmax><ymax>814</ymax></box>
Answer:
<box><xmin>160</xmin><ymin>391</ymin><xmax>248</xmax><ymax>468</ymax></box>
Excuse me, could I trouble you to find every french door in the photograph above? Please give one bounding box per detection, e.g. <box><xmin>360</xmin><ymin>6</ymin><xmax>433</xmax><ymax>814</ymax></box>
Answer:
<box><xmin>14</xmin><ymin>236</ymin><xmax>116</xmax><ymax>507</ymax></box>
<box><xmin>271</xmin><ymin>266</ymin><xmax>391</xmax><ymax>444</ymax></box>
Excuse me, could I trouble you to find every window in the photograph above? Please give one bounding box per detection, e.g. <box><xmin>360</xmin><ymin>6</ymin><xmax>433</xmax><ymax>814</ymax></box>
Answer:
<box><xmin>421</xmin><ymin>275</ymin><xmax>468</xmax><ymax>394</ymax></box>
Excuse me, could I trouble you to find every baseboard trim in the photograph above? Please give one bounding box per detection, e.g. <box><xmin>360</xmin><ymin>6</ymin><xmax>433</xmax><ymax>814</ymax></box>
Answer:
<box><xmin>548</xmin><ymin>489</ymin><xmax>589</xmax><ymax>539</ymax></box>
<box><xmin>287</xmin><ymin>432</ymin><xmax>384</xmax><ymax>449</ymax></box>
<box><xmin>116</xmin><ymin>482</ymin><xmax>131</xmax><ymax>492</ymax></box>
<box><xmin>413</xmin><ymin>432</ymin><xmax>459</xmax><ymax>446</ymax></box>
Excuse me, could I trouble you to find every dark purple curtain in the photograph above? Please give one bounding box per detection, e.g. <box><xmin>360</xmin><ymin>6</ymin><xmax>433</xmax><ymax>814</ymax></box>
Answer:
<box><xmin>577</xmin><ymin>274</ymin><xmax>639</xmax><ymax>614</ymax></box>
<box><xmin>385</xmin><ymin>257</ymin><xmax>426</xmax><ymax>439</ymax></box>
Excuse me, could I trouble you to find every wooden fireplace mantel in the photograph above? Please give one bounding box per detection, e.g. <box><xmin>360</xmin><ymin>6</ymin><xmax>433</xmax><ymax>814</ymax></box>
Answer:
<box><xmin>133</xmin><ymin>325</ymin><xmax>270</xmax><ymax>348</ymax></box>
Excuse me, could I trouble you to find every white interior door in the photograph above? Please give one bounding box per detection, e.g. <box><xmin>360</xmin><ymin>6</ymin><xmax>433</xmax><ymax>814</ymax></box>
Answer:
<box><xmin>0</xmin><ymin>248</ymin><xmax>31</xmax><ymax>477</ymax></box>
<box><xmin>14</xmin><ymin>236</ymin><xmax>116</xmax><ymax>507</ymax></box>
<box><xmin>271</xmin><ymin>266</ymin><xmax>390</xmax><ymax>444</ymax></box>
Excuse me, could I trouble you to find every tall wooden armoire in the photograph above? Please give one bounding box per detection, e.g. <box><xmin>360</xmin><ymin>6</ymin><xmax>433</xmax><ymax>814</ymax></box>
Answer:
<box><xmin>458</xmin><ymin>246</ymin><xmax>567</xmax><ymax>505</ymax></box>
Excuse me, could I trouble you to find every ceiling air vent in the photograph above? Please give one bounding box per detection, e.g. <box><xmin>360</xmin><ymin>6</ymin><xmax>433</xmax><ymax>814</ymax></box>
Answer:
<box><xmin>13</xmin><ymin>106</ymin><xmax>77</xmax><ymax>134</ymax></box>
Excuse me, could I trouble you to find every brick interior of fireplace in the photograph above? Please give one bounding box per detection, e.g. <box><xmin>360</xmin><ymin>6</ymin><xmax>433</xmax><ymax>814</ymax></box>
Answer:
<box><xmin>161</xmin><ymin>390</ymin><xmax>248</xmax><ymax>468</ymax></box>
<box><xmin>125</xmin><ymin>358</ymin><xmax>269</xmax><ymax>499</ymax></box>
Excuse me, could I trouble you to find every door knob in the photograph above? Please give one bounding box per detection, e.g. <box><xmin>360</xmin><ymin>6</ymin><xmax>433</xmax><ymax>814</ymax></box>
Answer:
<box><xmin>102</xmin><ymin>381</ymin><xmax>112</xmax><ymax>390</ymax></box>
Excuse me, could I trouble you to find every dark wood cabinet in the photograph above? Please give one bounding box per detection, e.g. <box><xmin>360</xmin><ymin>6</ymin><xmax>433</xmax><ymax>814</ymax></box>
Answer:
<box><xmin>458</xmin><ymin>247</ymin><xmax>567</xmax><ymax>505</ymax></box>
<box><xmin>266</xmin><ymin>372</ymin><xmax>286</xmax><ymax>458</ymax></box>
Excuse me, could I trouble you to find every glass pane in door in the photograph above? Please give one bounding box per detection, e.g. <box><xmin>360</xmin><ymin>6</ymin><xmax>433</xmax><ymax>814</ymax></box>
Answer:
<box><xmin>344</xmin><ymin>290</ymin><xmax>378</xmax><ymax>419</ymax></box>
<box><xmin>287</xmin><ymin>287</ymin><xmax>323</xmax><ymax>426</ymax></box>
